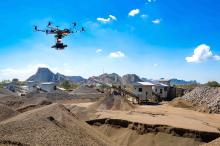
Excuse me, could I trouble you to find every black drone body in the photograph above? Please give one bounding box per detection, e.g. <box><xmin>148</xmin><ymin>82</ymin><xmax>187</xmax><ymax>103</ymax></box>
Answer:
<box><xmin>34</xmin><ymin>22</ymin><xmax>85</xmax><ymax>50</ymax></box>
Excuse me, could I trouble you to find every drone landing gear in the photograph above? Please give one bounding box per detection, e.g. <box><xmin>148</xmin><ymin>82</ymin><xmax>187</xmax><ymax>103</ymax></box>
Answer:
<box><xmin>51</xmin><ymin>42</ymin><xmax>67</xmax><ymax>50</ymax></box>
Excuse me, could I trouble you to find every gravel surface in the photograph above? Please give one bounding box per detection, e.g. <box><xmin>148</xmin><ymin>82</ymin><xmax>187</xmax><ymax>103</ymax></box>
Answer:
<box><xmin>0</xmin><ymin>103</ymin><xmax>116</xmax><ymax>146</ymax></box>
<box><xmin>171</xmin><ymin>86</ymin><xmax>220</xmax><ymax>113</ymax></box>
<box><xmin>0</xmin><ymin>104</ymin><xmax>18</xmax><ymax>122</ymax></box>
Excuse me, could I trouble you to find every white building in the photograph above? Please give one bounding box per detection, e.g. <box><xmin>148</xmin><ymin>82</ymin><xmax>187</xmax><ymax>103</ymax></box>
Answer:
<box><xmin>26</xmin><ymin>81</ymin><xmax>37</xmax><ymax>92</ymax></box>
<box><xmin>39</xmin><ymin>82</ymin><xmax>56</xmax><ymax>92</ymax></box>
<box><xmin>152</xmin><ymin>83</ymin><xmax>169</xmax><ymax>98</ymax></box>
<box><xmin>132</xmin><ymin>82</ymin><xmax>154</xmax><ymax>102</ymax></box>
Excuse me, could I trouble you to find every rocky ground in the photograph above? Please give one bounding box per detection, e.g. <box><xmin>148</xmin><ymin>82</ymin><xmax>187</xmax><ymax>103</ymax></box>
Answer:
<box><xmin>1</xmin><ymin>87</ymin><xmax>220</xmax><ymax>146</ymax></box>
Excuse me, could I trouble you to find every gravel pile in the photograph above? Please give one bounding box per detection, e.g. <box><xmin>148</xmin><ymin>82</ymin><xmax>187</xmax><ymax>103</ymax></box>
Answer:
<box><xmin>0</xmin><ymin>104</ymin><xmax>18</xmax><ymax>122</ymax></box>
<box><xmin>171</xmin><ymin>86</ymin><xmax>220</xmax><ymax>113</ymax></box>
<box><xmin>71</xmin><ymin>86</ymin><xmax>100</xmax><ymax>94</ymax></box>
<box><xmin>0</xmin><ymin>103</ymin><xmax>116</xmax><ymax>146</ymax></box>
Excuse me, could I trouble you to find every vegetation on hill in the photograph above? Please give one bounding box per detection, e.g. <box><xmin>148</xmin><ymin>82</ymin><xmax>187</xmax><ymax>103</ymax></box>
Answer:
<box><xmin>0</xmin><ymin>80</ymin><xmax>10</xmax><ymax>88</ymax></box>
<box><xmin>59</xmin><ymin>80</ymin><xmax>80</xmax><ymax>90</ymax></box>
<box><xmin>206</xmin><ymin>81</ymin><xmax>220</xmax><ymax>87</ymax></box>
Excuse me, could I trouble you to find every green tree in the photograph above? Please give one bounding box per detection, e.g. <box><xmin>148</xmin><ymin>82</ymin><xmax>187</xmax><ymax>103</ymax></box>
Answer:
<box><xmin>0</xmin><ymin>80</ymin><xmax>10</xmax><ymax>88</ymax></box>
<box><xmin>60</xmin><ymin>80</ymin><xmax>72</xmax><ymax>90</ymax></box>
<box><xmin>206</xmin><ymin>81</ymin><xmax>220</xmax><ymax>87</ymax></box>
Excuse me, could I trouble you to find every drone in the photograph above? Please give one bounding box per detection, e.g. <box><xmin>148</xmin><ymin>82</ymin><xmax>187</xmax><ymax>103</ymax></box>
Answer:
<box><xmin>34</xmin><ymin>22</ymin><xmax>85</xmax><ymax>50</ymax></box>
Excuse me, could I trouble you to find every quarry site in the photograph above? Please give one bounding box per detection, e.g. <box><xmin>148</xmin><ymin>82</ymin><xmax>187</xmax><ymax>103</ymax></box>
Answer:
<box><xmin>0</xmin><ymin>67</ymin><xmax>220</xmax><ymax>146</ymax></box>
<box><xmin>2</xmin><ymin>1</ymin><xmax>220</xmax><ymax>145</ymax></box>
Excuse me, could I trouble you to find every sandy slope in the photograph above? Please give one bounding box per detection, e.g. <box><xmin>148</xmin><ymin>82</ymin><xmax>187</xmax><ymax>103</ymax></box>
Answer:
<box><xmin>0</xmin><ymin>103</ymin><xmax>116</xmax><ymax>146</ymax></box>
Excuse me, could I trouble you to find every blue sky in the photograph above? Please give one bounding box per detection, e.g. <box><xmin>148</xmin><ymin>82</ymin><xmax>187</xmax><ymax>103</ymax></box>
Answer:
<box><xmin>0</xmin><ymin>0</ymin><xmax>220</xmax><ymax>83</ymax></box>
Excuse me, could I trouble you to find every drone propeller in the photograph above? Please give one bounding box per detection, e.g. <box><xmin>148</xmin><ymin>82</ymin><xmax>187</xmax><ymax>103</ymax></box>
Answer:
<box><xmin>46</xmin><ymin>30</ymin><xmax>49</xmax><ymax>34</ymax></box>
<box><xmin>81</xmin><ymin>27</ymin><xmax>85</xmax><ymax>32</ymax></box>
<box><xmin>48</xmin><ymin>21</ymin><xmax>52</xmax><ymax>27</ymax></box>
<box><xmin>34</xmin><ymin>26</ymin><xmax>38</xmax><ymax>31</ymax></box>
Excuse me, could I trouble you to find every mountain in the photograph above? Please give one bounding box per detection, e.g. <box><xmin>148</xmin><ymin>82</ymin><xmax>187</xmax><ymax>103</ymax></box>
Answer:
<box><xmin>87</xmin><ymin>73</ymin><xmax>122</xmax><ymax>85</ymax></box>
<box><xmin>27</xmin><ymin>68</ymin><xmax>198</xmax><ymax>86</ymax></box>
<box><xmin>87</xmin><ymin>73</ymin><xmax>144</xmax><ymax>85</ymax></box>
<box><xmin>122</xmin><ymin>74</ymin><xmax>143</xmax><ymax>85</ymax></box>
<box><xmin>170</xmin><ymin>79</ymin><xmax>198</xmax><ymax>86</ymax></box>
<box><xmin>27</xmin><ymin>68</ymin><xmax>55</xmax><ymax>82</ymax></box>
<box><xmin>27</xmin><ymin>68</ymin><xmax>86</xmax><ymax>84</ymax></box>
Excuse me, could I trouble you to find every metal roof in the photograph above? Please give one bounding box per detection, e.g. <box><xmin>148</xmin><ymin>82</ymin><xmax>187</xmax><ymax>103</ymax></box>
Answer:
<box><xmin>40</xmin><ymin>82</ymin><xmax>56</xmax><ymax>85</ymax></box>
<box><xmin>133</xmin><ymin>82</ymin><xmax>155</xmax><ymax>86</ymax></box>
<box><xmin>155</xmin><ymin>83</ymin><xmax>169</xmax><ymax>87</ymax></box>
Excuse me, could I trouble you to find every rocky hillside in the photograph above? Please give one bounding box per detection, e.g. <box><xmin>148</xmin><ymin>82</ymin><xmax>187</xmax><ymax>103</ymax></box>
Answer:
<box><xmin>87</xmin><ymin>73</ymin><xmax>143</xmax><ymax>85</ymax></box>
<box><xmin>171</xmin><ymin>86</ymin><xmax>220</xmax><ymax>113</ymax></box>
<box><xmin>87</xmin><ymin>73</ymin><xmax>122</xmax><ymax>85</ymax></box>
<box><xmin>27</xmin><ymin>68</ymin><xmax>86</xmax><ymax>84</ymax></box>
<box><xmin>122</xmin><ymin>74</ymin><xmax>143</xmax><ymax>85</ymax></box>
<box><xmin>170</xmin><ymin>79</ymin><xmax>198</xmax><ymax>86</ymax></box>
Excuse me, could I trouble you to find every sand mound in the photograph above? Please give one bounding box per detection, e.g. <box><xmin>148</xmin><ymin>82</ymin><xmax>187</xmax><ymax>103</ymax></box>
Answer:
<box><xmin>0</xmin><ymin>103</ymin><xmax>115</xmax><ymax>146</ymax></box>
<box><xmin>170</xmin><ymin>86</ymin><xmax>220</xmax><ymax>113</ymax></box>
<box><xmin>66</xmin><ymin>105</ymin><xmax>97</xmax><ymax>121</ymax></box>
<box><xmin>170</xmin><ymin>97</ymin><xmax>195</xmax><ymax>109</ymax></box>
<box><xmin>0</xmin><ymin>104</ymin><xmax>18</xmax><ymax>122</ymax></box>
<box><xmin>90</xmin><ymin>95</ymin><xmax>135</xmax><ymax>111</ymax></box>
<box><xmin>71</xmin><ymin>86</ymin><xmax>100</xmax><ymax>94</ymax></box>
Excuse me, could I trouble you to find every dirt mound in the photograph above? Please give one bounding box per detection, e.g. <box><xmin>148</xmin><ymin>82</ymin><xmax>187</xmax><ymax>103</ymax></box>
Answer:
<box><xmin>71</xmin><ymin>86</ymin><xmax>100</xmax><ymax>94</ymax></box>
<box><xmin>90</xmin><ymin>95</ymin><xmax>135</xmax><ymax>111</ymax></box>
<box><xmin>0</xmin><ymin>103</ymin><xmax>116</xmax><ymax>146</ymax></box>
<box><xmin>170</xmin><ymin>86</ymin><xmax>220</xmax><ymax>113</ymax></box>
<box><xmin>0</xmin><ymin>104</ymin><xmax>18</xmax><ymax>122</ymax></box>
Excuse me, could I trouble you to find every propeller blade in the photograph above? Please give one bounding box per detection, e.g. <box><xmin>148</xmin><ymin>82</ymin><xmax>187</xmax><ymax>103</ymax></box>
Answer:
<box><xmin>48</xmin><ymin>21</ymin><xmax>52</xmax><ymax>27</ymax></box>
<box><xmin>34</xmin><ymin>26</ymin><xmax>37</xmax><ymax>31</ymax></box>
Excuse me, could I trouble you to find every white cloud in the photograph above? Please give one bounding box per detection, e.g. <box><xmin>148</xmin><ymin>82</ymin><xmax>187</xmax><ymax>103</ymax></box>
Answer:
<box><xmin>97</xmin><ymin>15</ymin><xmax>117</xmax><ymax>23</ymax></box>
<box><xmin>146</xmin><ymin>0</ymin><xmax>156</xmax><ymax>4</ymax></box>
<box><xmin>97</xmin><ymin>17</ymin><xmax>111</xmax><ymax>23</ymax></box>
<box><xmin>153</xmin><ymin>64</ymin><xmax>159</xmax><ymax>67</ymax></box>
<box><xmin>128</xmin><ymin>9</ymin><xmax>140</xmax><ymax>17</ymax></box>
<box><xmin>109</xmin><ymin>51</ymin><xmax>125</xmax><ymax>58</ymax></box>
<box><xmin>141</xmin><ymin>14</ymin><xmax>148</xmax><ymax>19</ymax></box>
<box><xmin>152</xmin><ymin>19</ymin><xmax>161</xmax><ymax>24</ymax></box>
<box><xmin>96</xmin><ymin>49</ymin><xmax>103</xmax><ymax>53</ymax></box>
<box><xmin>185</xmin><ymin>44</ymin><xmax>220</xmax><ymax>63</ymax></box>
<box><xmin>148</xmin><ymin>0</ymin><xmax>156</xmax><ymax>3</ymax></box>
<box><xmin>213</xmin><ymin>55</ymin><xmax>220</xmax><ymax>60</ymax></box>
<box><xmin>109</xmin><ymin>15</ymin><xmax>117</xmax><ymax>21</ymax></box>
<box><xmin>0</xmin><ymin>64</ymin><xmax>50</xmax><ymax>81</ymax></box>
